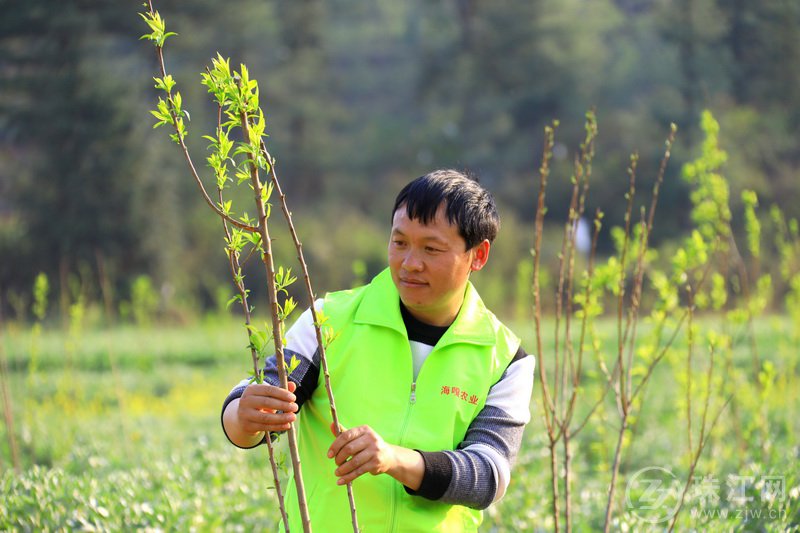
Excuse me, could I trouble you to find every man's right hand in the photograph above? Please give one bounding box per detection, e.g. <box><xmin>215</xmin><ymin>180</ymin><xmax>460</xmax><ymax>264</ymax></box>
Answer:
<box><xmin>222</xmin><ymin>381</ymin><xmax>299</xmax><ymax>447</ymax></box>
<box><xmin>238</xmin><ymin>381</ymin><xmax>299</xmax><ymax>434</ymax></box>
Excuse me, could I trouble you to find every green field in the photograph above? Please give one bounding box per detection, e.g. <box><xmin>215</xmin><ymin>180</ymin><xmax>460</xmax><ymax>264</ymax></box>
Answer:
<box><xmin>1</xmin><ymin>315</ymin><xmax>798</xmax><ymax>531</ymax></box>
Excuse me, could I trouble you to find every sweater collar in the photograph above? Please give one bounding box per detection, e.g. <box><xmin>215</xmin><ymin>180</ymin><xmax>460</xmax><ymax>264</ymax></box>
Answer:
<box><xmin>353</xmin><ymin>267</ymin><xmax>496</xmax><ymax>346</ymax></box>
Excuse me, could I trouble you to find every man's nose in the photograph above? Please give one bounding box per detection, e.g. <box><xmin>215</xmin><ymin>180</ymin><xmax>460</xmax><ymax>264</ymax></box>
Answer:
<box><xmin>402</xmin><ymin>249</ymin><xmax>424</xmax><ymax>271</ymax></box>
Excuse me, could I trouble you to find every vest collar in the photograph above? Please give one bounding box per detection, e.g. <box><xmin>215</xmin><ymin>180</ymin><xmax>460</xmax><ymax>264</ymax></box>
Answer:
<box><xmin>353</xmin><ymin>268</ymin><xmax>496</xmax><ymax>346</ymax></box>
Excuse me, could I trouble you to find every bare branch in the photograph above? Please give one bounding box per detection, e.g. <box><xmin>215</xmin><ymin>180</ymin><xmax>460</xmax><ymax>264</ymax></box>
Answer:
<box><xmin>615</xmin><ymin>153</ymin><xmax>638</xmax><ymax>412</ymax></box>
<box><xmin>533</xmin><ymin>123</ymin><xmax>558</xmax><ymax>430</ymax></box>
<box><xmin>261</xmin><ymin>142</ymin><xmax>360</xmax><ymax>532</ymax></box>
<box><xmin>238</xmin><ymin>105</ymin><xmax>312</xmax><ymax>532</ymax></box>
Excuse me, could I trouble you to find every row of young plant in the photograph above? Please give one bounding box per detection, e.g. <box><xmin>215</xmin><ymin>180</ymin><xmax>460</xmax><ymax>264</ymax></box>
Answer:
<box><xmin>529</xmin><ymin>108</ymin><xmax>799</xmax><ymax>531</ymax></box>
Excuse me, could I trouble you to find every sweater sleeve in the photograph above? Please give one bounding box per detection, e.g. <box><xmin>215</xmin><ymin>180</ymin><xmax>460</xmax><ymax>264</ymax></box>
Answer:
<box><xmin>405</xmin><ymin>346</ymin><xmax>535</xmax><ymax>509</ymax></box>
<box><xmin>220</xmin><ymin>300</ymin><xmax>323</xmax><ymax>449</ymax></box>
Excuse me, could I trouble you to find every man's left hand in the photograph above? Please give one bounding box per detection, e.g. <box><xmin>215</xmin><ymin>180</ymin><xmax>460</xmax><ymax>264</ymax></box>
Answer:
<box><xmin>327</xmin><ymin>424</ymin><xmax>424</xmax><ymax>489</ymax></box>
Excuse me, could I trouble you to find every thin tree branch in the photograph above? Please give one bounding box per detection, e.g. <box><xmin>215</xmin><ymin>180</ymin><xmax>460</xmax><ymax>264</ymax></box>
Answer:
<box><xmin>686</xmin><ymin>288</ymin><xmax>695</xmax><ymax>456</ymax></box>
<box><xmin>555</xmin><ymin>173</ymin><xmax>580</xmax><ymax>417</ymax></box>
<box><xmin>533</xmin><ymin>123</ymin><xmax>558</xmax><ymax>429</ymax></box>
<box><xmin>533</xmin><ymin>122</ymin><xmax>560</xmax><ymax>533</ymax></box>
<box><xmin>667</xmin><ymin>395</ymin><xmax>732</xmax><ymax>533</ymax></box>
<box><xmin>145</xmin><ymin>2</ymin><xmax>257</xmax><ymax>234</ymax></box>
<box><xmin>215</xmin><ymin>103</ymin><xmax>290</xmax><ymax>531</ymax></box>
<box><xmin>615</xmin><ymin>154</ymin><xmax>638</xmax><ymax>414</ymax></box>
<box><xmin>564</xmin><ymin>209</ymin><xmax>603</xmax><ymax>432</ymax></box>
<box><xmin>239</xmin><ymin>105</ymin><xmax>311</xmax><ymax>532</ymax></box>
<box><xmin>261</xmin><ymin>141</ymin><xmax>360</xmax><ymax>532</ymax></box>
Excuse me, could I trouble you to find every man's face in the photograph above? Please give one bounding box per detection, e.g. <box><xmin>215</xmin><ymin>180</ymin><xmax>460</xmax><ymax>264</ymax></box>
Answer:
<box><xmin>388</xmin><ymin>204</ymin><xmax>489</xmax><ymax>327</ymax></box>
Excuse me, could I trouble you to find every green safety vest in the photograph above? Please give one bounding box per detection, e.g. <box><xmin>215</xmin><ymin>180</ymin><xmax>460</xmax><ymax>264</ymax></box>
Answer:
<box><xmin>284</xmin><ymin>268</ymin><xmax>520</xmax><ymax>533</ymax></box>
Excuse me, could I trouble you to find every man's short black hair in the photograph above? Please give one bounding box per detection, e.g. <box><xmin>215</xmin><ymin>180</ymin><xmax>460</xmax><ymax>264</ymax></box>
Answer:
<box><xmin>392</xmin><ymin>169</ymin><xmax>500</xmax><ymax>250</ymax></box>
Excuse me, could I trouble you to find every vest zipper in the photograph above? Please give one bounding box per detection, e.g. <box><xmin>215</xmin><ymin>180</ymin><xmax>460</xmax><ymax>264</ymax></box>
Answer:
<box><xmin>388</xmin><ymin>381</ymin><xmax>418</xmax><ymax>533</ymax></box>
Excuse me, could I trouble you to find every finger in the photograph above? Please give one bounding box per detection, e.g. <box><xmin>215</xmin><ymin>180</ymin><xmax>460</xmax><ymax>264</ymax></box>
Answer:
<box><xmin>244</xmin><ymin>383</ymin><xmax>297</xmax><ymax>403</ymax></box>
<box><xmin>329</xmin><ymin>421</ymin><xmax>346</xmax><ymax>437</ymax></box>
<box><xmin>337</xmin><ymin>460</ymin><xmax>375</xmax><ymax>485</ymax></box>
<box><xmin>287</xmin><ymin>380</ymin><xmax>297</xmax><ymax>393</ymax></box>
<box><xmin>243</xmin><ymin>409</ymin><xmax>296</xmax><ymax>428</ymax></box>
<box><xmin>335</xmin><ymin>449</ymin><xmax>371</xmax><ymax>477</ymax></box>
<box><xmin>327</xmin><ymin>425</ymin><xmax>361</xmax><ymax>459</ymax></box>
<box><xmin>334</xmin><ymin>434</ymin><xmax>372</xmax><ymax>466</ymax></box>
<box><xmin>243</xmin><ymin>420</ymin><xmax>293</xmax><ymax>434</ymax></box>
<box><xmin>240</xmin><ymin>394</ymin><xmax>298</xmax><ymax>414</ymax></box>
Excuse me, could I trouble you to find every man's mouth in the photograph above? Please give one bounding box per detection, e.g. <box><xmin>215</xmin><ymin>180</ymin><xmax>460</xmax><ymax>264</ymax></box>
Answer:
<box><xmin>400</xmin><ymin>277</ymin><xmax>427</xmax><ymax>286</ymax></box>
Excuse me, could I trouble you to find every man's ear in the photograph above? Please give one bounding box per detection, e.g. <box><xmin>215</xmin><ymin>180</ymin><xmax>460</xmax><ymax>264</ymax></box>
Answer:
<box><xmin>470</xmin><ymin>240</ymin><xmax>491</xmax><ymax>272</ymax></box>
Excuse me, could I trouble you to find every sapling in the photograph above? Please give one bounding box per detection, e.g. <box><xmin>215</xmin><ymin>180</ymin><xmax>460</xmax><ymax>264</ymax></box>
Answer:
<box><xmin>665</xmin><ymin>291</ymin><xmax>732</xmax><ymax>533</ymax></box>
<box><xmin>140</xmin><ymin>4</ymin><xmax>359</xmax><ymax>531</ymax></box>
<box><xmin>214</xmin><ymin>149</ymin><xmax>290</xmax><ymax>530</ymax></box>
<box><xmin>532</xmin><ymin>112</ymin><xmax>616</xmax><ymax>532</ymax></box>
<box><xmin>532</xmin><ymin>119</ymin><xmax>561</xmax><ymax>531</ymax></box>
<box><xmin>531</xmin><ymin>115</ymin><xmax>732</xmax><ymax>530</ymax></box>
<box><xmin>139</xmin><ymin>5</ymin><xmax>307</xmax><ymax>530</ymax></box>
<box><xmin>260</xmin><ymin>140</ymin><xmax>359</xmax><ymax>532</ymax></box>
<box><xmin>595</xmin><ymin>121</ymin><xmax>739</xmax><ymax>530</ymax></box>
<box><xmin>600</xmin><ymin>125</ymin><xmax>686</xmax><ymax>532</ymax></box>
<box><xmin>679</xmin><ymin>111</ymin><xmax>776</xmax><ymax>462</ymax></box>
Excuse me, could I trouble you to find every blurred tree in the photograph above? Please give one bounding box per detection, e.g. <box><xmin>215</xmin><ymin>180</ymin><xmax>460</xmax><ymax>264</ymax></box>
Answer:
<box><xmin>714</xmin><ymin>0</ymin><xmax>800</xmax><ymax>219</ymax></box>
<box><xmin>721</xmin><ymin>0</ymin><xmax>800</xmax><ymax>125</ymax></box>
<box><xmin>0</xmin><ymin>1</ymin><xmax>152</xmax><ymax>307</ymax></box>
<box><xmin>0</xmin><ymin>0</ymin><xmax>798</xmax><ymax>318</ymax></box>
<box><xmin>414</xmin><ymin>0</ymin><xmax>623</xmax><ymax>217</ymax></box>
<box><xmin>266</xmin><ymin>0</ymin><xmax>336</xmax><ymax>198</ymax></box>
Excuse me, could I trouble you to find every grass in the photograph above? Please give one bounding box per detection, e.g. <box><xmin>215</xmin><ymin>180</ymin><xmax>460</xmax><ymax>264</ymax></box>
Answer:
<box><xmin>1</xmin><ymin>314</ymin><xmax>798</xmax><ymax>531</ymax></box>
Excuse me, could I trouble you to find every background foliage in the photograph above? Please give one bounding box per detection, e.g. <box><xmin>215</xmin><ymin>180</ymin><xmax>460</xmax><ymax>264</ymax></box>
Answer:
<box><xmin>1</xmin><ymin>1</ymin><xmax>799</xmax><ymax>530</ymax></box>
<box><xmin>1</xmin><ymin>0</ymin><xmax>799</xmax><ymax>320</ymax></box>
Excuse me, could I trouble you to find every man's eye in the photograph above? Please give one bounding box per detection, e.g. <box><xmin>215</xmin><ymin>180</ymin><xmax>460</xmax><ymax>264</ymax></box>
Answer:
<box><xmin>392</xmin><ymin>240</ymin><xmax>406</xmax><ymax>247</ymax></box>
<box><xmin>425</xmin><ymin>246</ymin><xmax>442</xmax><ymax>253</ymax></box>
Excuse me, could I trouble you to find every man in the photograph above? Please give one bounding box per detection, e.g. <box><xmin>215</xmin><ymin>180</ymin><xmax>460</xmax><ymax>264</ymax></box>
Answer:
<box><xmin>222</xmin><ymin>169</ymin><xmax>535</xmax><ymax>531</ymax></box>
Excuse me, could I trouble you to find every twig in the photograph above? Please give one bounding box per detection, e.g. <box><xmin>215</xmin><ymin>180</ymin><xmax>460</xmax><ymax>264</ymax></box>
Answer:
<box><xmin>239</xmin><ymin>104</ymin><xmax>312</xmax><ymax>533</ymax></box>
<box><xmin>623</xmin><ymin>214</ymin><xmax>648</xmax><ymax>404</ymax></box>
<box><xmin>561</xmin><ymin>116</ymin><xmax>596</xmax><ymax>533</ymax></box>
<box><xmin>615</xmin><ymin>154</ymin><xmax>638</xmax><ymax>414</ymax></box>
<box><xmin>533</xmin><ymin>123</ymin><xmax>558</xmax><ymax>426</ymax></box>
<box><xmin>145</xmin><ymin>1</ymin><xmax>257</xmax><ymax>234</ymax></box>
<box><xmin>532</xmin><ymin>122</ymin><xmax>560</xmax><ymax>532</ymax></box>
<box><xmin>261</xmin><ymin>141</ymin><xmax>360</xmax><ymax>532</ymax></box>
<box><xmin>563</xmin><ymin>432</ymin><xmax>573</xmax><ymax>533</ymax></box>
<box><xmin>604</xmin><ymin>126</ymin><xmax>677</xmax><ymax>531</ymax></box>
<box><xmin>667</xmin><ymin>395</ymin><xmax>732</xmax><ymax>533</ymax></box>
<box><xmin>216</xmin><ymin>102</ymin><xmax>290</xmax><ymax>531</ymax></box>
<box><xmin>602</xmin><ymin>417</ymin><xmax>627</xmax><ymax>533</ymax></box>
<box><xmin>142</xmin><ymin>7</ymin><xmax>304</xmax><ymax>527</ymax></box>
<box><xmin>559</xmin><ymin>165</ymin><xmax>581</xmax><ymax>417</ymax></box>
<box><xmin>602</xmin><ymin>155</ymin><xmax>639</xmax><ymax>533</ymax></box>
<box><xmin>564</xmin><ymin>209</ymin><xmax>603</xmax><ymax>430</ymax></box>
<box><xmin>554</xmin><ymin>173</ymin><xmax>580</xmax><ymax>415</ymax></box>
